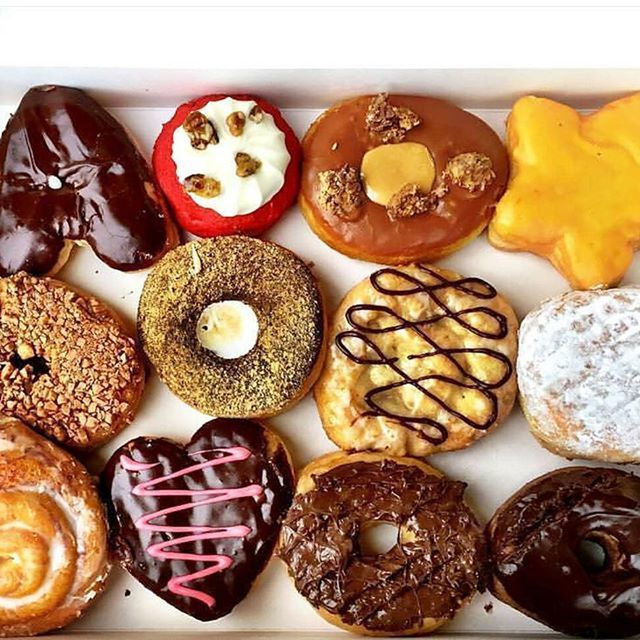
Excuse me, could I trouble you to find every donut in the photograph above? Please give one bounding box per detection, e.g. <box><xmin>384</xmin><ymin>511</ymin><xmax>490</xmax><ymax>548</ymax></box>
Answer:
<box><xmin>488</xmin><ymin>466</ymin><xmax>640</xmax><ymax>638</ymax></box>
<box><xmin>278</xmin><ymin>451</ymin><xmax>487</xmax><ymax>636</ymax></box>
<box><xmin>0</xmin><ymin>416</ymin><xmax>110</xmax><ymax>637</ymax></box>
<box><xmin>315</xmin><ymin>263</ymin><xmax>518</xmax><ymax>456</ymax></box>
<box><xmin>489</xmin><ymin>93</ymin><xmax>640</xmax><ymax>290</ymax></box>
<box><xmin>0</xmin><ymin>272</ymin><xmax>145</xmax><ymax>451</ymax></box>
<box><xmin>138</xmin><ymin>236</ymin><xmax>326</xmax><ymax>418</ymax></box>
<box><xmin>0</xmin><ymin>85</ymin><xmax>177</xmax><ymax>277</ymax></box>
<box><xmin>153</xmin><ymin>94</ymin><xmax>300</xmax><ymax>237</ymax></box>
<box><xmin>518</xmin><ymin>287</ymin><xmax>640</xmax><ymax>463</ymax></box>
<box><xmin>102</xmin><ymin>417</ymin><xmax>294</xmax><ymax>621</ymax></box>
<box><xmin>300</xmin><ymin>93</ymin><xmax>508</xmax><ymax>264</ymax></box>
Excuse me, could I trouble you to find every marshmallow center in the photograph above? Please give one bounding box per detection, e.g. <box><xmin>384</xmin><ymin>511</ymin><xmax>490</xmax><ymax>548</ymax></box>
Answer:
<box><xmin>196</xmin><ymin>300</ymin><xmax>259</xmax><ymax>359</ymax></box>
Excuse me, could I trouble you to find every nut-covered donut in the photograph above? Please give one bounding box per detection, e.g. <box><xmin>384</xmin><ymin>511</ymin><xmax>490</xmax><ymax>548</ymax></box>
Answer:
<box><xmin>315</xmin><ymin>263</ymin><xmax>518</xmax><ymax>456</ymax></box>
<box><xmin>278</xmin><ymin>451</ymin><xmax>487</xmax><ymax>636</ymax></box>
<box><xmin>300</xmin><ymin>93</ymin><xmax>508</xmax><ymax>264</ymax></box>
<box><xmin>488</xmin><ymin>466</ymin><xmax>640</xmax><ymax>638</ymax></box>
<box><xmin>0</xmin><ymin>273</ymin><xmax>145</xmax><ymax>450</ymax></box>
<box><xmin>138</xmin><ymin>236</ymin><xmax>326</xmax><ymax>417</ymax></box>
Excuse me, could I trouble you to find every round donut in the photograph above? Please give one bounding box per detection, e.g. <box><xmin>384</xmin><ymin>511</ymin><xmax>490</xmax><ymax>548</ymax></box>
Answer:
<box><xmin>0</xmin><ymin>273</ymin><xmax>145</xmax><ymax>451</ymax></box>
<box><xmin>488</xmin><ymin>466</ymin><xmax>640</xmax><ymax>638</ymax></box>
<box><xmin>518</xmin><ymin>287</ymin><xmax>640</xmax><ymax>463</ymax></box>
<box><xmin>138</xmin><ymin>236</ymin><xmax>326</xmax><ymax>417</ymax></box>
<box><xmin>0</xmin><ymin>416</ymin><xmax>110</xmax><ymax>637</ymax></box>
<box><xmin>315</xmin><ymin>263</ymin><xmax>518</xmax><ymax>456</ymax></box>
<box><xmin>300</xmin><ymin>93</ymin><xmax>508</xmax><ymax>264</ymax></box>
<box><xmin>278</xmin><ymin>451</ymin><xmax>487</xmax><ymax>636</ymax></box>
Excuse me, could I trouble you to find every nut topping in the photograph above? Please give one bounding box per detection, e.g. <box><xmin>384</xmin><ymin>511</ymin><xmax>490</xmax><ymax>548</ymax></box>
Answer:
<box><xmin>184</xmin><ymin>174</ymin><xmax>221</xmax><ymax>198</ymax></box>
<box><xmin>365</xmin><ymin>93</ymin><xmax>421</xmax><ymax>143</ymax></box>
<box><xmin>182</xmin><ymin>111</ymin><xmax>218</xmax><ymax>149</ymax></box>
<box><xmin>235</xmin><ymin>152</ymin><xmax>261</xmax><ymax>177</ymax></box>
<box><xmin>317</xmin><ymin>164</ymin><xmax>365</xmax><ymax>219</ymax></box>
<box><xmin>227</xmin><ymin>111</ymin><xmax>246</xmax><ymax>137</ymax></box>
<box><xmin>248</xmin><ymin>105</ymin><xmax>264</xmax><ymax>123</ymax></box>
<box><xmin>386</xmin><ymin>183</ymin><xmax>442</xmax><ymax>220</ymax></box>
<box><xmin>444</xmin><ymin>152</ymin><xmax>495</xmax><ymax>192</ymax></box>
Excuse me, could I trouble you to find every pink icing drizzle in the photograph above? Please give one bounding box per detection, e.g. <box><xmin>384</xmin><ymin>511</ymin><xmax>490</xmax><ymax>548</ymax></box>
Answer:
<box><xmin>120</xmin><ymin>446</ymin><xmax>263</xmax><ymax>608</ymax></box>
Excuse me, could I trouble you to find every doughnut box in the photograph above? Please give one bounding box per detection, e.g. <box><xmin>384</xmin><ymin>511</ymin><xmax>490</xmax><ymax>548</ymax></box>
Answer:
<box><xmin>2</xmin><ymin>67</ymin><xmax>640</xmax><ymax>640</ymax></box>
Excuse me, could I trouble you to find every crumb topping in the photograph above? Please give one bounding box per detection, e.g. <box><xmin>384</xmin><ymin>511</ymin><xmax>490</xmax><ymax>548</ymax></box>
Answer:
<box><xmin>444</xmin><ymin>152</ymin><xmax>495</xmax><ymax>192</ymax></box>
<box><xmin>365</xmin><ymin>93</ymin><xmax>421</xmax><ymax>143</ymax></box>
<box><xmin>317</xmin><ymin>164</ymin><xmax>365</xmax><ymax>219</ymax></box>
<box><xmin>386</xmin><ymin>183</ymin><xmax>443</xmax><ymax>219</ymax></box>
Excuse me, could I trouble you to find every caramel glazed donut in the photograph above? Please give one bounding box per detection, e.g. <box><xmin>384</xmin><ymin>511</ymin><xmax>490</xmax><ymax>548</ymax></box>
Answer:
<box><xmin>138</xmin><ymin>236</ymin><xmax>326</xmax><ymax>417</ymax></box>
<box><xmin>278</xmin><ymin>452</ymin><xmax>487</xmax><ymax>636</ymax></box>
<box><xmin>315</xmin><ymin>263</ymin><xmax>518</xmax><ymax>456</ymax></box>
<box><xmin>0</xmin><ymin>416</ymin><xmax>110</xmax><ymax>637</ymax></box>
<box><xmin>488</xmin><ymin>467</ymin><xmax>640</xmax><ymax>639</ymax></box>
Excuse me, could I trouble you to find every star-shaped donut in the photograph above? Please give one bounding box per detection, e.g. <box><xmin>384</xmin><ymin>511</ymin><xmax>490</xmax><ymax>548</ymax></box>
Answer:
<box><xmin>489</xmin><ymin>93</ymin><xmax>640</xmax><ymax>289</ymax></box>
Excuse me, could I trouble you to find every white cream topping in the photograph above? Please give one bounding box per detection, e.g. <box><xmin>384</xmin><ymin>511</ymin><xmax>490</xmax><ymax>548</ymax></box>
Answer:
<box><xmin>196</xmin><ymin>300</ymin><xmax>259</xmax><ymax>359</ymax></box>
<box><xmin>171</xmin><ymin>97</ymin><xmax>290</xmax><ymax>217</ymax></box>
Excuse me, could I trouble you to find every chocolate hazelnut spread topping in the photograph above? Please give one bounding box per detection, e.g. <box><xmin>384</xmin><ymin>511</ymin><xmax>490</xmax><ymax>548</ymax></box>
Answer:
<box><xmin>488</xmin><ymin>467</ymin><xmax>640</xmax><ymax>639</ymax></box>
<box><xmin>279</xmin><ymin>460</ymin><xmax>486</xmax><ymax>634</ymax></box>
<box><xmin>0</xmin><ymin>85</ymin><xmax>174</xmax><ymax>276</ymax></box>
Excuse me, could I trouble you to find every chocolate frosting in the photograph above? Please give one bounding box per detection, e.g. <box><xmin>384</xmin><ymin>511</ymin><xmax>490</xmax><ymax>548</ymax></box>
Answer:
<box><xmin>278</xmin><ymin>459</ymin><xmax>486</xmax><ymax>633</ymax></box>
<box><xmin>102</xmin><ymin>418</ymin><xmax>294</xmax><ymax>621</ymax></box>
<box><xmin>488</xmin><ymin>467</ymin><xmax>640</xmax><ymax>638</ymax></box>
<box><xmin>0</xmin><ymin>85</ymin><xmax>175</xmax><ymax>275</ymax></box>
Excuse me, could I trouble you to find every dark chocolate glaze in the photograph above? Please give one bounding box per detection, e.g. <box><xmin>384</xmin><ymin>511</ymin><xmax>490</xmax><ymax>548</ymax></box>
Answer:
<box><xmin>335</xmin><ymin>265</ymin><xmax>513</xmax><ymax>445</ymax></box>
<box><xmin>278</xmin><ymin>459</ymin><xmax>487</xmax><ymax>634</ymax></box>
<box><xmin>102</xmin><ymin>418</ymin><xmax>294</xmax><ymax>621</ymax></box>
<box><xmin>0</xmin><ymin>85</ymin><xmax>175</xmax><ymax>276</ymax></box>
<box><xmin>488</xmin><ymin>467</ymin><xmax>640</xmax><ymax>638</ymax></box>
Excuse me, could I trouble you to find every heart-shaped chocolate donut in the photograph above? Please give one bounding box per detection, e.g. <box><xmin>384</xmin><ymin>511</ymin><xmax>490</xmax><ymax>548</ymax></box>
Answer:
<box><xmin>102</xmin><ymin>418</ymin><xmax>294</xmax><ymax>621</ymax></box>
<box><xmin>0</xmin><ymin>85</ymin><xmax>177</xmax><ymax>276</ymax></box>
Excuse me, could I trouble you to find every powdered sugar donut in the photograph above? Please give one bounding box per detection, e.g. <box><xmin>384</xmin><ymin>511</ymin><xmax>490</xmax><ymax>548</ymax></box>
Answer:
<box><xmin>518</xmin><ymin>287</ymin><xmax>640</xmax><ymax>462</ymax></box>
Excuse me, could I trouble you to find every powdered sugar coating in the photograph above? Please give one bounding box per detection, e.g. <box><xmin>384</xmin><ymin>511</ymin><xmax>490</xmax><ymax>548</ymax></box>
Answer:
<box><xmin>518</xmin><ymin>287</ymin><xmax>640</xmax><ymax>462</ymax></box>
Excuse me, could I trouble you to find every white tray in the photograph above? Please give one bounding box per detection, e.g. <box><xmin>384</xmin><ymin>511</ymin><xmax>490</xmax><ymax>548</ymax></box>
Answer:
<box><xmin>2</xmin><ymin>68</ymin><xmax>636</xmax><ymax>639</ymax></box>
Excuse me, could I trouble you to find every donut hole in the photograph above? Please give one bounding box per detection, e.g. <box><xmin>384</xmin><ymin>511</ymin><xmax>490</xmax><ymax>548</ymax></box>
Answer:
<box><xmin>577</xmin><ymin>536</ymin><xmax>610</xmax><ymax>573</ymax></box>
<box><xmin>9</xmin><ymin>352</ymin><xmax>49</xmax><ymax>380</ymax></box>
<box><xmin>359</xmin><ymin>521</ymin><xmax>399</xmax><ymax>556</ymax></box>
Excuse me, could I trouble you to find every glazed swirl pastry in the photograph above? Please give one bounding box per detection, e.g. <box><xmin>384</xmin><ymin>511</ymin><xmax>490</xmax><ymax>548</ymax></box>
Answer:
<box><xmin>278</xmin><ymin>451</ymin><xmax>487</xmax><ymax>636</ymax></box>
<box><xmin>0</xmin><ymin>416</ymin><xmax>110</xmax><ymax>637</ymax></box>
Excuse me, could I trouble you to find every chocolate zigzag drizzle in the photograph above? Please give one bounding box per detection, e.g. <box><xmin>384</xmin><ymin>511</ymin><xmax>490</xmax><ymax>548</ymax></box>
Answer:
<box><xmin>335</xmin><ymin>265</ymin><xmax>512</xmax><ymax>445</ymax></box>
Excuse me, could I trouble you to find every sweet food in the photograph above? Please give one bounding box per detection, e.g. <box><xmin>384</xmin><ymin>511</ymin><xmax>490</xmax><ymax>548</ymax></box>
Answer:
<box><xmin>153</xmin><ymin>94</ymin><xmax>300</xmax><ymax>237</ymax></box>
<box><xmin>315</xmin><ymin>263</ymin><xmax>518</xmax><ymax>456</ymax></box>
<box><xmin>0</xmin><ymin>272</ymin><xmax>145</xmax><ymax>450</ymax></box>
<box><xmin>489</xmin><ymin>93</ymin><xmax>640</xmax><ymax>289</ymax></box>
<box><xmin>103</xmin><ymin>418</ymin><xmax>294</xmax><ymax>621</ymax></box>
<box><xmin>300</xmin><ymin>93</ymin><xmax>508</xmax><ymax>263</ymax></box>
<box><xmin>518</xmin><ymin>287</ymin><xmax>640</xmax><ymax>463</ymax></box>
<box><xmin>138</xmin><ymin>236</ymin><xmax>326</xmax><ymax>418</ymax></box>
<box><xmin>0</xmin><ymin>85</ymin><xmax>177</xmax><ymax>277</ymax></box>
<box><xmin>278</xmin><ymin>451</ymin><xmax>487</xmax><ymax>636</ymax></box>
<box><xmin>488</xmin><ymin>466</ymin><xmax>640</xmax><ymax>638</ymax></box>
<box><xmin>0</xmin><ymin>416</ymin><xmax>110</xmax><ymax>637</ymax></box>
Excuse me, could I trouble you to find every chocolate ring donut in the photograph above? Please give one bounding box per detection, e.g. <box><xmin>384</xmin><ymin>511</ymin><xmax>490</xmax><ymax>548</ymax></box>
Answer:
<box><xmin>488</xmin><ymin>467</ymin><xmax>640</xmax><ymax>638</ymax></box>
<box><xmin>278</xmin><ymin>451</ymin><xmax>486</xmax><ymax>636</ymax></box>
<box><xmin>138</xmin><ymin>236</ymin><xmax>326</xmax><ymax>417</ymax></box>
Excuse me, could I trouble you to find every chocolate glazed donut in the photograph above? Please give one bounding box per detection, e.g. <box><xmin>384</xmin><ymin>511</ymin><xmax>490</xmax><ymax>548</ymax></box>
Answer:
<box><xmin>278</xmin><ymin>452</ymin><xmax>487</xmax><ymax>636</ymax></box>
<box><xmin>488</xmin><ymin>467</ymin><xmax>640</xmax><ymax>638</ymax></box>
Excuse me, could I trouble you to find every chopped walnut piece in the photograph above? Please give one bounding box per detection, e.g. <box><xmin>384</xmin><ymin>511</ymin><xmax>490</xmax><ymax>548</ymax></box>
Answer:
<box><xmin>235</xmin><ymin>152</ymin><xmax>261</xmax><ymax>177</ymax></box>
<box><xmin>227</xmin><ymin>111</ymin><xmax>246</xmax><ymax>136</ymax></box>
<box><xmin>248</xmin><ymin>105</ymin><xmax>264</xmax><ymax>123</ymax></box>
<box><xmin>184</xmin><ymin>174</ymin><xmax>221</xmax><ymax>198</ymax></box>
<box><xmin>317</xmin><ymin>164</ymin><xmax>365</xmax><ymax>219</ymax></box>
<box><xmin>386</xmin><ymin>183</ymin><xmax>441</xmax><ymax>220</ymax></box>
<box><xmin>365</xmin><ymin>93</ymin><xmax>421</xmax><ymax>143</ymax></box>
<box><xmin>444</xmin><ymin>152</ymin><xmax>495</xmax><ymax>192</ymax></box>
<box><xmin>182</xmin><ymin>111</ymin><xmax>218</xmax><ymax>149</ymax></box>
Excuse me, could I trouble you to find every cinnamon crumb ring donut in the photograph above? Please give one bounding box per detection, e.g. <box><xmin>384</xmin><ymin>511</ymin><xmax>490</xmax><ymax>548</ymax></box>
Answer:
<box><xmin>0</xmin><ymin>273</ymin><xmax>145</xmax><ymax>451</ymax></box>
<box><xmin>138</xmin><ymin>236</ymin><xmax>326</xmax><ymax>417</ymax></box>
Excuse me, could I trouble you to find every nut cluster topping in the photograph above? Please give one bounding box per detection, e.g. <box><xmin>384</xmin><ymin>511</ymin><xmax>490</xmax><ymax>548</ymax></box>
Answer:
<box><xmin>386</xmin><ymin>183</ymin><xmax>442</xmax><ymax>220</ymax></box>
<box><xmin>444</xmin><ymin>152</ymin><xmax>495</xmax><ymax>192</ymax></box>
<box><xmin>365</xmin><ymin>93</ymin><xmax>422</xmax><ymax>143</ymax></box>
<box><xmin>184</xmin><ymin>174</ymin><xmax>221</xmax><ymax>198</ymax></box>
<box><xmin>226</xmin><ymin>111</ymin><xmax>246</xmax><ymax>137</ymax></box>
<box><xmin>249</xmin><ymin>105</ymin><xmax>264</xmax><ymax>123</ymax></box>
<box><xmin>235</xmin><ymin>152</ymin><xmax>261</xmax><ymax>177</ymax></box>
<box><xmin>0</xmin><ymin>273</ymin><xmax>144</xmax><ymax>450</ymax></box>
<box><xmin>183</xmin><ymin>111</ymin><xmax>218</xmax><ymax>150</ymax></box>
<box><xmin>317</xmin><ymin>164</ymin><xmax>365</xmax><ymax>219</ymax></box>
